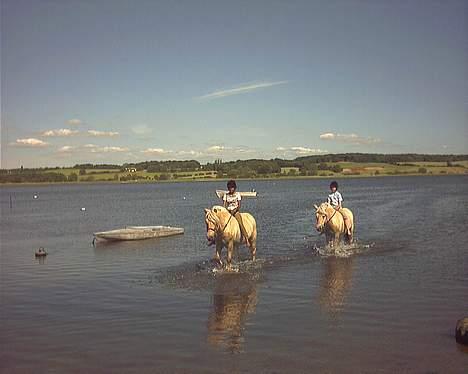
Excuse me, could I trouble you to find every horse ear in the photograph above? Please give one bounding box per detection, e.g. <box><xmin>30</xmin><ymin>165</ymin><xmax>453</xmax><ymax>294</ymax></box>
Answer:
<box><xmin>204</xmin><ymin>208</ymin><xmax>210</xmax><ymax>214</ymax></box>
<box><xmin>314</xmin><ymin>204</ymin><xmax>319</xmax><ymax>210</ymax></box>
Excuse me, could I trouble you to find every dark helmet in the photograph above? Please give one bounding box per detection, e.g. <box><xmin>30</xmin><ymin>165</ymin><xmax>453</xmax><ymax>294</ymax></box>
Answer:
<box><xmin>227</xmin><ymin>179</ymin><xmax>237</xmax><ymax>189</ymax></box>
<box><xmin>330</xmin><ymin>181</ymin><xmax>338</xmax><ymax>189</ymax></box>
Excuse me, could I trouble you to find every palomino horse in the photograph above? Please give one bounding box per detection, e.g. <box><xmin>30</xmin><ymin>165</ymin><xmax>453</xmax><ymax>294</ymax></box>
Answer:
<box><xmin>314</xmin><ymin>202</ymin><xmax>354</xmax><ymax>247</ymax></box>
<box><xmin>204</xmin><ymin>205</ymin><xmax>257</xmax><ymax>270</ymax></box>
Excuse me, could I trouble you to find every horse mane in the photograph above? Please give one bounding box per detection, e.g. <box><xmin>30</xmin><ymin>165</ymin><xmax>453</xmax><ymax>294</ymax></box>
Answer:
<box><xmin>317</xmin><ymin>202</ymin><xmax>332</xmax><ymax>214</ymax></box>
<box><xmin>205</xmin><ymin>205</ymin><xmax>229</xmax><ymax>226</ymax></box>
<box><xmin>211</xmin><ymin>205</ymin><xmax>228</xmax><ymax>213</ymax></box>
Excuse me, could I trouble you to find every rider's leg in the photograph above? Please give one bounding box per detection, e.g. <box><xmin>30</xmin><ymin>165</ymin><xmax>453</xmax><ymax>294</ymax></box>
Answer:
<box><xmin>234</xmin><ymin>212</ymin><xmax>251</xmax><ymax>247</ymax></box>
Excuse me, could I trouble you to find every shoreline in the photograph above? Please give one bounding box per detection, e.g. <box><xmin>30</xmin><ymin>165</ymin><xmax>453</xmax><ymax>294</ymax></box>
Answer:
<box><xmin>1</xmin><ymin>172</ymin><xmax>466</xmax><ymax>187</ymax></box>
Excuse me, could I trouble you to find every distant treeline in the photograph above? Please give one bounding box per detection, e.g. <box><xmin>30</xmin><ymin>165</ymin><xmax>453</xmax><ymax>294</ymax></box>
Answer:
<box><xmin>123</xmin><ymin>160</ymin><xmax>201</xmax><ymax>172</ymax></box>
<box><xmin>1</xmin><ymin>154</ymin><xmax>466</xmax><ymax>183</ymax></box>
<box><xmin>0</xmin><ymin>171</ymin><xmax>74</xmax><ymax>183</ymax></box>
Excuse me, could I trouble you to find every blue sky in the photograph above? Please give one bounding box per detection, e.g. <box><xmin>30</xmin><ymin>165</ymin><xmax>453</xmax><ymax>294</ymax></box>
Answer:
<box><xmin>1</xmin><ymin>0</ymin><xmax>467</xmax><ymax>168</ymax></box>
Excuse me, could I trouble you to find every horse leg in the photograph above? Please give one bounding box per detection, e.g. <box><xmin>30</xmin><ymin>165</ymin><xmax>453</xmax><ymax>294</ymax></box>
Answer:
<box><xmin>249</xmin><ymin>238</ymin><xmax>257</xmax><ymax>261</ymax></box>
<box><xmin>334</xmin><ymin>232</ymin><xmax>341</xmax><ymax>247</ymax></box>
<box><xmin>347</xmin><ymin>229</ymin><xmax>353</xmax><ymax>244</ymax></box>
<box><xmin>325</xmin><ymin>231</ymin><xmax>332</xmax><ymax>248</ymax></box>
<box><xmin>226</xmin><ymin>241</ymin><xmax>234</xmax><ymax>271</ymax></box>
<box><xmin>214</xmin><ymin>240</ymin><xmax>223</xmax><ymax>266</ymax></box>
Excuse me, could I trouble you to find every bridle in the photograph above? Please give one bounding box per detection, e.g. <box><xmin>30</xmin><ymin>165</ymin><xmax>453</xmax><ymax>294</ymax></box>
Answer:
<box><xmin>206</xmin><ymin>211</ymin><xmax>233</xmax><ymax>235</ymax></box>
<box><xmin>317</xmin><ymin>206</ymin><xmax>337</xmax><ymax>229</ymax></box>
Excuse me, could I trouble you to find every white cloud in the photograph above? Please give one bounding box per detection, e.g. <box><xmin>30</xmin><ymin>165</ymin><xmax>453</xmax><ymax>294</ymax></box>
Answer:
<box><xmin>57</xmin><ymin>145</ymin><xmax>76</xmax><ymax>153</ymax></box>
<box><xmin>177</xmin><ymin>150</ymin><xmax>203</xmax><ymax>157</ymax></box>
<box><xmin>131</xmin><ymin>124</ymin><xmax>153</xmax><ymax>135</ymax></box>
<box><xmin>12</xmin><ymin>138</ymin><xmax>49</xmax><ymax>147</ymax></box>
<box><xmin>67</xmin><ymin>119</ymin><xmax>82</xmax><ymax>126</ymax></box>
<box><xmin>320</xmin><ymin>132</ymin><xmax>382</xmax><ymax>145</ymax></box>
<box><xmin>93</xmin><ymin>146</ymin><xmax>129</xmax><ymax>153</ymax></box>
<box><xmin>56</xmin><ymin>143</ymin><xmax>128</xmax><ymax>154</ymax></box>
<box><xmin>234</xmin><ymin>148</ymin><xmax>255</xmax><ymax>154</ymax></box>
<box><xmin>275</xmin><ymin>146</ymin><xmax>328</xmax><ymax>156</ymax></box>
<box><xmin>196</xmin><ymin>80</ymin><xmax>288</xmax><ymax>101</ymax></box>
<box><xmin>319</xmin><ymin>133</ymin><xmax>335</xmax><ymax>140</ymax></box>
<box><xmin>290</xmin><ymin>146</ymin><xmax>328</xmax><ymax>155</ymax></box>
<box><xmin>87</xmin><ymin>130</ymin><xmax>119</xmax><ymax>137</ymax></box>
<box><xmin>206</xmin><ymin>145</ymin><xmax>227</xmax><ymax>152</ymax></box>
<box><xmin>41</xmin><ymin>129</ymin><xmax>79</xmax><ymax>137</ymax></box>
<box><xmin>141</xmin><ymin>148</ymin><xmax>172</xmax><ymax>155</ymax></box>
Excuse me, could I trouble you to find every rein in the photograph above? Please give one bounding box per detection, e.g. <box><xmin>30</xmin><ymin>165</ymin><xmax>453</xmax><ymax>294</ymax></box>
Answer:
<box><xmin>207</xmin><ymin>211</ymin><xmax>233</xmax><ymax>235</ymax></box>
<box><xmin>317</xmin><ymin>206</ymin><xmax>338</xmax><ymax>228</ymax></box>
<box><xmin>325</xmin><ymin>208</ymin><xmax>337</xmax><ymax>225</ymax></box>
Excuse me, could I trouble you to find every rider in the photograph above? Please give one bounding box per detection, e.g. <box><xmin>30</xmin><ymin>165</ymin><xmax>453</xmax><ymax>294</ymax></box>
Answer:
<box><xmin>328</xmin><ymin>181</ymin><xmax>352</xmax><ymax>236</ymax></box>
<box><xmin>223</xmin><ymin>180</ymin><xmax>251</xmax><ymax>246</ymax></box>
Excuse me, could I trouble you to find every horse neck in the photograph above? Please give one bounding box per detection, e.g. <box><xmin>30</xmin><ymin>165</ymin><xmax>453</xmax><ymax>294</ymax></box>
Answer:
<box><xmin>326</xmin><ymin>205</ymin><xmax>343</xmax><ymax>229</ymax></box>
<box><xmin>214</xmin><ymin>210</ymin><xmax>230</xmax><ymax>232</ymax></box>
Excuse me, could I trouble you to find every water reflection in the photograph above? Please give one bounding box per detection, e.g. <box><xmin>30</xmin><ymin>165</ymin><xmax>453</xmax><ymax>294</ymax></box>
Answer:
<box><xmin>207</xmin><ymin>274</ymin><xmax>258</xmax><ymax>353</ymax></box>
<box><xmin>319</xmin><ymin>257</ymin><xmax>354</xmax><ymax>317</ymax></box>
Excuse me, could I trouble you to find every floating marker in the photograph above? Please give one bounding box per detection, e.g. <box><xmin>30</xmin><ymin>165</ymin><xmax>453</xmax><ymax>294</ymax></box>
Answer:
<box><xmin>33</xmin><ymin>195</ymin><xmax>38</xmax><ymax>199</ymax></box>
<box><xmin>81</xmin><ymin>207</ymin><xmax>86</xmax><ymax>211</ymax></box>
<box><xmin>183</xmin><ymin>196</ymin><xmax>186</xmax><ymax>200</ymax></box>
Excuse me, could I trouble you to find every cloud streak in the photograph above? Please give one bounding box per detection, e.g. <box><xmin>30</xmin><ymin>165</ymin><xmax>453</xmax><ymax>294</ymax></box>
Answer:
<box><xmin>196</xmin><ymin>80</ymin><xmax>288</xmax><ymax>101</ymax></box>
<box><xmin>276</xmin><ymin>146</ymin><xmax>328</xmax><ymax>155</ymax></box>
<box><xmin>41</xmin><ymin>129</ymin><xmax>79</xmax><ymax>137</ymax></box>
<box><xmin>320</xmin><ymin>132</ymin><xmax>382</xmax><ymax>145</ymax></box>
<box><xmin>141</xmin><ymin>148</ymin><xmax>172</xmax><ymax>155</ymax></box>
<box><xmin>67</xmin><ymin>119</ymin><xmax>82</xmax><ymax>126</ymax></box>
<box><xmin>11</xmin><ymin>138</ymin><xmax>49</xmax><ymax>147</ymax></box>
<box><xmin>87</xmin><ymin>130</ymin><xmax>119</xmax><ymax>137</ymax></box>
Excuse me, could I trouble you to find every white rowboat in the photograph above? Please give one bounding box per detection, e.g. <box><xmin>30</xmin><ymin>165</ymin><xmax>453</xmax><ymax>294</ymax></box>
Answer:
<box><xmin>215</xmin><ymin>190</ymin><xmax>258</xmax><ymax>199</ymax></box>
<box><xmin>94</xmin><ymin>226</ymin><xmax>184</xmax><ymax>241</ymax></box>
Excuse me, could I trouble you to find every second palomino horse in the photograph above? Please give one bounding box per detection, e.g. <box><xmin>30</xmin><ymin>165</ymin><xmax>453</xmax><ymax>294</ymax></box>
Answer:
<box><xmin>314</xmin><ymin>202</ymin><xmax>354</xmax><ymax>247</ymax></box>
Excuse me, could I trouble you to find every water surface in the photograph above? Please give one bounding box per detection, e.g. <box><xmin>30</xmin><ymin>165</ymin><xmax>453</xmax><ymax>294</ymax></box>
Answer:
<box><xmin>1</xmin><ymin>176</ymin><xmax>467</xmax><ymax>373</ymax></box>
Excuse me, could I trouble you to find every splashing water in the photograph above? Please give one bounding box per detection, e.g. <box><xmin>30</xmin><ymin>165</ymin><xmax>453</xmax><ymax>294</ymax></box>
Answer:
<box><xmin>313</xmin><ymin>239</ymin><xmax>375</xmax><ymax>258</ymax></box>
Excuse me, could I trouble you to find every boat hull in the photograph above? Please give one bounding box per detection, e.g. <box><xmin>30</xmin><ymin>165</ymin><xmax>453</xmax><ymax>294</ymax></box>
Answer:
<box><xmin>94</xmin><ymin>226</ymin><xmax>184</xmax><ymax>241</ymax></box>
<box><xmin>215</xmin><ymin>190</ymin><xmax>257</xmax><ymax>199</ymax></box>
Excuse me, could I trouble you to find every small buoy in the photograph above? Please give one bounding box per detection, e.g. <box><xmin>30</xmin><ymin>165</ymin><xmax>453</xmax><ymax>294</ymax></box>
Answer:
<box><xmin>33</xmin><ymin>195</ymin><xmax>38</xmax><ymax>199</ymax></box>
<box><xmin>456</xmin><ymin>317</ymin><xmax>468</xmax><ymax>346</ymax></box>
<box><xmin>183</xmin><ymin>196</ymin><xmax>186</xmax><ymax>200</ymax></box>
<box><xmin>81</xmin><ymin>207</ymin><xmax>86</xmax><ymax>211</ymax></box>
<box><xmin>35</xmin><ymin>247</ymin><xmax>47</xmax><ymax>257</ymax></box>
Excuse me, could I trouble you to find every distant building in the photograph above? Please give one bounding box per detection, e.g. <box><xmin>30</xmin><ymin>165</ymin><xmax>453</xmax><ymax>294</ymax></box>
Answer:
<box><xmin>125</xmin><ymin>167</ymin><xmax>137</xmax><ymax>173</ymax></box>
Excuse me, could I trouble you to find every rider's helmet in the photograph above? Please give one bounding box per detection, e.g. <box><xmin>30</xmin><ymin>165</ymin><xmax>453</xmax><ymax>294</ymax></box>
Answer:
<box><xmin>227</xmin><ymin>180</ymin><xmax>237</xmax><ymax>189</ymax></box>
<box><xmin>330</xmin><ymin>181</ymin><xmax>338</xmax><ymax>189</ymax></box>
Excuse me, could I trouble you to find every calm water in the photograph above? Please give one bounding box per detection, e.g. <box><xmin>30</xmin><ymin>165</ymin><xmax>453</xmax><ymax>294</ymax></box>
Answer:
<box><xmin>1</xmin><ymin>176</ymin><xmax>467</xmax><ymax>373</ymax></box>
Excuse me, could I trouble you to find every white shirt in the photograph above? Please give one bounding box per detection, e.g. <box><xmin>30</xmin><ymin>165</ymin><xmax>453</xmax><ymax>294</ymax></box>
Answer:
<box><xmin>327</xmin><ymin>191</ymin><xmax>343</xmax><ymax>207</ymax></box>
<box><xmin>223</xmin><ymin>192</ymin><xmax>241</xmax><ymax>212</ymax></box>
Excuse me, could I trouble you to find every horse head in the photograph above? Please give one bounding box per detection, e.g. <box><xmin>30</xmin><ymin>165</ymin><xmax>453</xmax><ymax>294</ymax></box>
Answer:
<box><xmin>314</xmin><ymin>202</ymin><xmax>331</xmax><ymax>232</ymax></box>
<box><xmin>204</xmin><ymin>206</ymin><xmax>225</xmax><ymax>243</ymax></box>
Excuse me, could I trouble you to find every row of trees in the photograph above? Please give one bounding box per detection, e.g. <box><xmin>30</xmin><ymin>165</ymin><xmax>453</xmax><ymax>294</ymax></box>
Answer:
<box><xmin>0</xmin><ymin>172</ymin><xmax>72</xmax><ymax>183</ymax></box>
<box><xmin>123</xmin><ymin>160</ymin><xmax>201</xmax><ymax>172</ymax></box>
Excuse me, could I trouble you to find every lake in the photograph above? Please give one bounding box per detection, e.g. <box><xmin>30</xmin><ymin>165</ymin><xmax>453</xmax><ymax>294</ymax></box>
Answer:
<box><xmin>1</xmin><ymin>176</ymin><xmax>467</xmax><ymax>373</ymax></box>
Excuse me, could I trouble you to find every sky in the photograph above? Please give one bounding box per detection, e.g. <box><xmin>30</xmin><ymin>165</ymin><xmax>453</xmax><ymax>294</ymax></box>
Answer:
<box><xmin>1</xmin><ymin>0</ymin><xmax>467</xmax><ymax>168</ymax></box>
